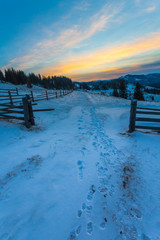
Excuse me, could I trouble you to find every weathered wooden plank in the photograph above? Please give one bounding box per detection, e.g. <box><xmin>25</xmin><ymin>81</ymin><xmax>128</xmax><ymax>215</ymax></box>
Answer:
<box><xmin>0</xmin><ymin>105</ymin><xmax>23</xmax><ymax>110</ymax></box>
<box><xmin>136</xmin><ymin>117</ymin><xmax>160</xmax><ymax>122</ymax></box>
<box><xmin>0</xmin><ymin>98</ymin><xmax>12</xmax><ymax>101</ymax></box>
<box><xmin>135</xmin><ymin>125</ymin><xmax>160</xmax><ymax>131</ymax></box>
<box><xmin>8</xmin><ymin>94</ymin><xmax>29</xmax><ymax>97</ymax></box>
<box><xmin>0</xmin><ymin>103</ymin><xmax>12</xmax><ymax>107</ymax></box>
<box><xmin>0</xmin><ymin>90</ymin><xmax>13</xmax><ymax>93</ymax></box>
<box><xmin>33</xmin><ymin>108</ymin><xmax>54</xmax><ymax>112</ymax></box>
<box><xmin>0</xmin><ymin>114</ymin><xmax>24</xmax><ymax>120</ymax></box>
<box><xmin>136</xmin><ymin>111</ymin><xmax>160</xmax><ymax>115</ymax></box>
<box><xmin>137</xmin><ymin>107</ymin><xmax>160</xmax><ymax>111</ymax></box>
<box><xmin>0</xmin><ymin>93</ymin><xmax>19</xmax><ymax>96</ymax></box>
<box><xmin>0</xmin><ymin>95</ymin><xmax>11</xmax><ymax>97</ymax></box>
<box><xmin>0</xmin><ymin>89</ymin><xmax>17</xmax><ymax>92</ymax></box>
<box><xmin>0</xmin><ymin>103</ymin><xmax>23</xmax><ymax>109</ymax></box>
<box><xmin>0</xmin><ymin>110</ymin><xmax>24</xmax><ymax>114</ymax></box>
<box><xmin>0</xmin><ymin>96</ymin><xmax>25</xmax><ymax>100</ymax></box>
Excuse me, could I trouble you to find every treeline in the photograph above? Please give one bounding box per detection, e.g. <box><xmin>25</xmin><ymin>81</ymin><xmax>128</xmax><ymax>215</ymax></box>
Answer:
<box><xmin>80</xmin><ymin>79</ymin><xmax>145</xmax><ymax>101</ymax></box>
<box><xmin>0</xmin><ymin>68</ymin><xmax>74</xmax><ymax>90</ymax></box>
<box><xmin>144</xmin><ymin>87</ymin><xmax>160</xmax><ymax>95</ymax></box>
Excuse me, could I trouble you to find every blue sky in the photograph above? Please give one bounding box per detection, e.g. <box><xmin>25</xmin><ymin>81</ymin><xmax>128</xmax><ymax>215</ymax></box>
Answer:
<box><xmin>0</xmin><ymin>0</ymin><xmax>160</xmax><ymax>81</ymax></box>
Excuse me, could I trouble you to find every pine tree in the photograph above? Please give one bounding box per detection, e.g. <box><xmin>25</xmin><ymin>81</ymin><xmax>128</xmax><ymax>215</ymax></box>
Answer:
<box><xmin>113</xmin><ymin>83</ymin><xmax>119</xmax><ymax>97</ymax></box>
<box><xmin>119</xmin><ymin>79</ymin><xmax>128</xmax><ymax>99</ymax></box>
<box><xmin>0</xmin><ymin>70</ymin><xmax>5</xmax><ymax>82</ymax></box>
<box><xmin>133</xmin><ymin>82</ymin><xmax>144</xmax><ymax>100</ymax></box>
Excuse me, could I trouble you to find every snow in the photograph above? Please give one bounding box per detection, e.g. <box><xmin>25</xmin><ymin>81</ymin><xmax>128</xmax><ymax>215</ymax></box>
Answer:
<box><xmin>0</xmin><ymin>90</ymin><xmax>160</xmax><ymax>240</ymax></box>
<box><xmin>88</xmin><ymin>82</ymin><xmax>160</xmax><ymax>103</ymax></box>
<box><xmin>0</xmin><ymin>82</ymin><xmax>45</xmax><ymax>91</ymax></box>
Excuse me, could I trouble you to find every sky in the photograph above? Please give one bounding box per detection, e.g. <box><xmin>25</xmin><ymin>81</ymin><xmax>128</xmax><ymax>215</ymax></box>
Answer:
<box><xmin>0</xmin><ymin>0</ymin><xmax>160</xmax><ymax>82</ymax></box>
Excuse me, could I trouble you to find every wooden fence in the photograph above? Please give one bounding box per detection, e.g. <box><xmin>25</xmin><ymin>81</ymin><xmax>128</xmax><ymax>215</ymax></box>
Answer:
<box><xmin>0</xmin><ymin>88</ymin><xmax>72</xmax><ymax>105</ymax></box>
<box><xmin>129</xmin><ymin>100</ymin><xmax>160</xmax><ymax>132</ymax></box>
<box><xmin>0</xmin><ymin>88</ymin><xmax>73</xmax><ymax>127</ymax></box>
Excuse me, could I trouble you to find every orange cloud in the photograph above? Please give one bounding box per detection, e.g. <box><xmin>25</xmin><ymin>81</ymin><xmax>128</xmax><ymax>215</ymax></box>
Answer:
<box><xmin>44</xmin><ymin>32</ymin><xmax>160</xmax><ymax>80</ymax></box>
<box><xmin>70</xmin><ymin>62</ymin><xmax>160</xmax><ymax>82</ymax></box>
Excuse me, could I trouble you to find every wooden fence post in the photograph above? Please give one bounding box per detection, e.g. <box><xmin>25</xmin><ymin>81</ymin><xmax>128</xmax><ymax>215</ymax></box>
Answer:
<box><xmin>27</xmin><ymin>95</ymin><xmax>35</xmax><ymax>125</ymax></box>
<box><xmin>31</xmin><ymin>91</ymin><xmax>34</xmax><ymax>102</ymax></box>
<box><xmin>23</xmin><ymin>96</ymin><xmax>30</xmax><ymax>128</ymax></box>
<box><xmin>23</xmin><ymin>95</ymin><xmax>35</xmax><ymax>128</ymax></box>
<box><xmin>8</xmin><ymin>91</ymin><xmax>13</xmax><ymax>105</ymax></box>
<box><xmin>16</xmin><ymin>88</ymin><xmax>19</xmax><ymax>95</ymax></box>
<box><xmin>56</xmin><ymin>92</ymin><xmax>57</xmax><ymax>98</ymax></box>
<box><xmin>129</xmin><ymin>100</ymin><xmax>137</xmax><ymax>132</ymax></box>
<box><xmin>46</xmin><ymin>91</ymin><xmax>48</xmax><ymax>100</ymax></box>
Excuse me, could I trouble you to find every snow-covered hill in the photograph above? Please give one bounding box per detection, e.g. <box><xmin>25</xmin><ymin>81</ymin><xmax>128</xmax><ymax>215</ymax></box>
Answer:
<box><xmin>0</xmin><ymin>82</ymin><xmax>47</xmax><ymax>91</ymax></box>
<box><xmin>121</xmin><ymin>73</ymin><xmax>160</xmax><ymax>88</ymax></box>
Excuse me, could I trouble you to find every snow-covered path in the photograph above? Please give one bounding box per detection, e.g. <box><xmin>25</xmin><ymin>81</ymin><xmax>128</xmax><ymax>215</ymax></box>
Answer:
<box><xmin>0</xmin><ymin>92</ymin><xmax>160</xmax><ymax>240</ymax></box>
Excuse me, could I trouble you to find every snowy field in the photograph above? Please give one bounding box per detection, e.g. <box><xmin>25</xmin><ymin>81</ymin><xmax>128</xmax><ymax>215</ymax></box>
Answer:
<box><xmin>0</xmin><ymin>91</ymin><xmax>160</xmax><ymax>240</ymax></box>
<box><xmin>88</xmin><ymin>85</ymin><xmax>160</xmax><ymax>102</ymax></box>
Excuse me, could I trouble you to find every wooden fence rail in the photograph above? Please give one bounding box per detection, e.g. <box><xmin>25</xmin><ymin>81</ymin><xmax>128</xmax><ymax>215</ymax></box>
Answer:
<box><xmin>0</xmin><ymin>95</ymin><xmax>55</xmax><ymax>128</ymax></box>
<box><xmin>129</xmin><ymin>100</ymin><xmax>160</xmax><ymax>132</ymax></box>
<box><xmin>0</xmin><ymin>88</ymin><xmax>73</xmax><ymax>127</ymax></box>
<box><xmin>0</xmin><ymin>88</ymin><xmax>73</xmax><ymax>105</ymax></box>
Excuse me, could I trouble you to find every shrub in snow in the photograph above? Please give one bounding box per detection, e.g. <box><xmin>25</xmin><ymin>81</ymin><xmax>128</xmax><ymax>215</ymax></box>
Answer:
<box><xmin>119</xmin><ymin>79</ymin><xmax>128</xmax><ymax>99</ymax></box>
<box><xmin>113</xmin><ymin>83</ymin><xmax>119</xmax><ymax>97</ymax></box>
<box><xmin>133</xmin><ymin>82</ymin><xmax>144</xmax><ymax>101</ymax></box>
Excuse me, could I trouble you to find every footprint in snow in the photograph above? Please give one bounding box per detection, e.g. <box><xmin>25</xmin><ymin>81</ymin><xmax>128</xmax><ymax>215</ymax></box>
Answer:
<box><xmin>30</xmin><ymin>143</ymin><xmax>42</xmax><ymax>148</ymax></box>
<box><xmin>77</xmin><ymin>210</ymin><xmax>82</xmax><ymax>218</ymax></box>
<box><xmin>68</xmin><ymin>231</ymin><xmax>76</xmax><ymax>240</ymax></box>
<box><xmin>87</xmin><ymin>222</ymin><xmax>93</xmax><ymax>235</ymax></box>
<box><xmin>97</xmin><ymin>166</ymin><xmax>108</xmax><ymax>177</ymax></box>
<box><xmin>100</xmin><ymin>217</ymin><xmax>107</xmax><ymax>230</ymax></box>
<box><xmin>100</xmin><ymin>222</ymin><xmax>105</xmax><ymax>230</ymax></box>
<box><xmin>82</xmin><ymin>203</ymin><xmax>86</xmax><ymax>210</ymax></box>
<box><xmin>142</xmin><ymin>234</ymin><xmax>151</xmax><ymax>240</ymax></box>
<box><xmin>76</xmin><ymin>225</ymin><xmax>82</xmax><ymax>235</ymax></box>
<box><xmin>77</xmin><ymin>203</ymin><xmax>86</xmax><ymax>218</ymax></box>
<box><xmin>87</xmin><ymin>185</ymin><xmax>96</xmax><ymax>201</ymax></box>
<box><xmin>98</xmin><ymin>186</ymin><xmax>108</xmax><ymax>195</ymax></box>
<box><xmin>130</xmin><ymin>207</ymin><xmax>142</xmax><ymax>219</ymax></box>
<box><xmin>86</xmin><ymin>205</ymin><xmax>93</xmax><ymax>218</ymax></box>
<box><xmin>112</xmin><ymin>214</ymin><xmax>117</xmax><ymax>222</ymax></box>
<box><xmin>77</xmin><ymin>160</ymin><xmax>85</xmax><ymax>180</ymax></box>
<box><xmin>92</xmin><ymin>141</ymin><xmax>98</xmax><ymax>149</ymax></box>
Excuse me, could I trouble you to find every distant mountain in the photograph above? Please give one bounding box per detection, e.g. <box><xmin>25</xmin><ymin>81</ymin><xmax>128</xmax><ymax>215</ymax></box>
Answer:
<box><xmin>78</xmin><ymin>73</ymin><xmax>160</xmax><ymax>89</ymax></box>
<box><xmin>119</xmin><ymin>73</ymin><xmax>160</xmax><ymax>88</ymax></box>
